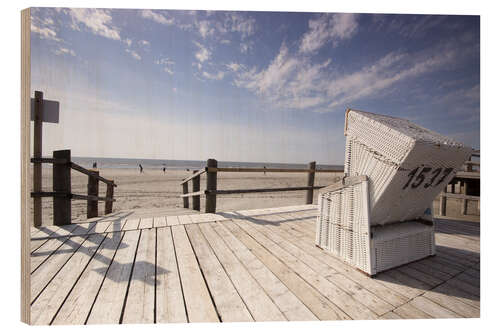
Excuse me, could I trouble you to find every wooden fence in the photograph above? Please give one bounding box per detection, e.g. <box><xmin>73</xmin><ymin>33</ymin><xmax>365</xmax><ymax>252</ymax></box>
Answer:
<box><xmin>439</xmin><ymin>150</ymin><xmax>480</xmax><ymax>217</ymax></box>
<box><xmin>180</xmin><ymin>158</ymin><xmax>343</xmax><ymax>213</ymax></box>
<box><xmin>31</xmin><ymin>149</ymin><xmax>116</xmax><ymax>226</ymax></box>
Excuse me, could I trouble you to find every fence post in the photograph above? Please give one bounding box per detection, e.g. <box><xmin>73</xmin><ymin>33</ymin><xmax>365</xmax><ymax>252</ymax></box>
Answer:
<box><xmin>182</xmin><ymin>182</ymin><xmax>189</xmax><ymax>208</ymax></box>
<box><xmin>87</xmin><ymin>169</ymin><xmax>99</xmax><ymax>218</ymax></box>
<box><xmin>105</xmin><ymin>182</ymin><xmax>114</xmax><ymax>214</ymax></box>
<box><xmin>205</xmin><ymin>159</ymin><xmax>218</xmax><ymax>213</ymax></box>
<box><xmin>439</xmin><ymin>186</ymin><xmax>447</xmax><ymax>217</ymax></box>
<box><xmin>192</xmin><ymin>170</ymin><xmax>201</xmax><ymax>211</ymax></box>
<box><xmin>53</xmin><ymin>149</ymin><xmax>71</xmax><ymax>225</ymax></box>
<box><xmin>33</xmin><ymin>91</ymin><xmax>43</xmax><ymax>227</ymax></box>
<box><xmin>461</xmin><ymin>181</ymin><xmax>468</xmax><ymax>215</ymax></box>
<box><xmin>306</xmin><ymin>161</ymin><xmax>316</xmax><ymax>204</ymax></box>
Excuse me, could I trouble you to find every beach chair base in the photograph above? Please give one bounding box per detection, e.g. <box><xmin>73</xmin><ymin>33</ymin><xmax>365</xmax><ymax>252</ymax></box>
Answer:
<box><xmin>316</xmin><ymin>176</ymin><xmax>436</xmax><ymax>276</ymax></box>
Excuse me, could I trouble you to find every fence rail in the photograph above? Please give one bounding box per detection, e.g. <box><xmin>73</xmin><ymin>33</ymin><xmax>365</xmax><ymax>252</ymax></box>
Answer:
<box><xmin>439</xmin><ymin>150</ymin><xmax>480</xmax><ymax>217</ymax></box>
<box><xmin>30</xmin><ymin>149</ymin><xmax>116</xmax><ymax>226</ymax></box>
<box><xmin>180</xmin><ymin>158</ymin><xmax>343</xmax><ymax>213</ymax></box>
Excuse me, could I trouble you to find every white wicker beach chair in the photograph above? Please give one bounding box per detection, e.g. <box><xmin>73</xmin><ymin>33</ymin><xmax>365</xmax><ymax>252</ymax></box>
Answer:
<box><xmin>316</xmin><ymin>109</ymin><xmax>472</xmax><ymax>276</ymax></box>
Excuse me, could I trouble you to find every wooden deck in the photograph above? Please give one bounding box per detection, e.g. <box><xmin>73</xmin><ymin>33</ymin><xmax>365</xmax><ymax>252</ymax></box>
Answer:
<box><xmin>29</xmin><ymin>205</ymin><xmax>480</xmax><ymax>325</ymax></box>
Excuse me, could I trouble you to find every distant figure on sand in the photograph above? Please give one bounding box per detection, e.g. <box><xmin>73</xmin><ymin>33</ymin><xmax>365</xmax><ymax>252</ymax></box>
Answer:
<box><xmin>92</xmin><ymin>161</ymin><xmax>97</xmax><ymax>169</ymax></box>
<box><xmin>263</xmin><ymin>165</ymin><xmax>266</xmax><ymax>175</ymax></box>
<box><xmin>162</xmin><ymin>167</ymin><xmax>166</xmax><ymax>173</ymax></box>
<box><xmin>139</xmin><ymin>164</ymin><xmax>143</xmax><ymax>173</ymax></box>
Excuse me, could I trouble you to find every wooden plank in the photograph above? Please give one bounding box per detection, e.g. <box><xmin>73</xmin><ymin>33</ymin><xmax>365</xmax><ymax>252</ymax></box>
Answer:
<box><xmin>92</xmin><ymin>221</ymin><xmax>113</xmax><ymax>234</ymax></box>
<box><xmin>31</xmin><ymin>236</ymin><xmax>88</xmax><ymax>303</ymax></box>
<box><xmin>222</xmin><ymin>220</ymin><xmax>349</xmax><ymax>321</ymax></box>
<box><xmin>431</xmin><ymin>282</ymin><xmax>480</xmax><ymax>309</ymax></box>
<box><xmin>393</xmin><ymin>302</ymin><xmax>432</xmax><ymax>319</ymax></box>
<box><xmin>410</xmin><ymin>296</ymin><xmax>461</xmax><ymax>318</ymax></box>
<box><xmin>30</xmin><ymin>233</ymin><xmax>106</xmax><ymax>325</ymax></box>
<box><xmin>198</xmin><ymin>223</ymin><xmax>287</xmax><ymax>321</ymax></box>
<box><xmin>376</xmin><ymin>270</ymin><xmax>431</xmax><ymax>299</ymax></box>
<box><xmin>138</xmin><ymin>217</ymin><xmax>153</xmax><ymax>229</ymax></box>
<box><xmin>171</xmin><ymin>225</ymin><xmax>219</xmax><ymax>322</ymax></box>
<box><xmin>156</xmin><ymin>227</ymin><xmax>187</xmax><ymax>323</ymax></box>
<box><xmin>153</xmin><ymin>216</ymin><xmax>167</xmax><ymax>228</ymax></box>
<box><xmin>178</xmin><ymin>214</ymin><xmax>192</xmax><ymax>225</ymax></box>
<box><xmin>121</xmin><ymin>218</ymin><xmax>140</xmax><ymax>231</ymax></box>
<box><xmin>166</xmin><ymin>215</ymin><xmax>180</xmax><ymax>226</ymax></box>
<box><xmin>31</xmin><ymin>237</ymin><xmax>69</xmax><ymax>273</ymax></box>
<box><xmin>52</xmin><ymin>232</ymin><xmax>124</xmax><ymax>325</ymax></box>
<box><xmin>205</xmin><ymin>159</ymin><xmax>218</xmax><ymax>213</ymax></box>
<box><xmin>104</xmin><ymin>217</ymin><xmax>129</xmax><ymax>233</ymax></box>
<box><xmin>233</xmin><ymin>219</ymin><xmax>377</xmax><ymax>320</ymax></box>
<box><xmin>30</xmin><ymin>226</ymin><xmax>63</xmax><ymax>252</ymax></box>
<box><xmin>395</xmin><ymin>266</ymin><xmax>443</xmax><ymax>287</ymax></box>
<box><xmin>255</xmin><ymin>217</ymin><xmax>394</xmax><ymax>316</ymax></box>
<box><xmin>422</xmin><ymin>289</ymin><xmax>479</xmax><ymax>318</ymax></box>
<box><xmin>122</xmin><ymin>229</ymin><xmax>156</xmax><ymax>324</ymax></box>
<box><xmin>274</xmin><ymin>214</ymin><xmax>409</xmax><ymax>308</ymax></box>
<box><xmin>185</xmin><ymin>224</ymin><xmax>254</xmax><ymax>322</ymax></box>
<box><xmin>211</xmin><ymin>222</ymin><xmax>318</xmax><ymax>321</ymax></box>
<box><xmin>86</xmin><ymin>230</ymin><xmax>141</xmax><ymax>324</ymax></box>
<box><xmin>446</xmin><ymin>276</ymin><xmax>480</xmax><ymax>297</ymax></box>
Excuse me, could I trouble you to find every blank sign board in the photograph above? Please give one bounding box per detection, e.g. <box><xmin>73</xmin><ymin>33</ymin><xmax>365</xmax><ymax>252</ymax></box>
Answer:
<box><xmin>30</xmin><ymin>98</ymin><xmax>60</xmax><ymax>123</ymax></box>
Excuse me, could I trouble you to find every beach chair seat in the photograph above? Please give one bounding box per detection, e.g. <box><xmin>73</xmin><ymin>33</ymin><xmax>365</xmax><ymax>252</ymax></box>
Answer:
<box><xmin>316</xmin><ymin>109</ymin><xmax>472</xmax><ymax>276</ymax></box>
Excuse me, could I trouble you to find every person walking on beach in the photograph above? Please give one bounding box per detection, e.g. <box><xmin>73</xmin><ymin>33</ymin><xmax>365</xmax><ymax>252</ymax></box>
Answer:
<box><xmin>92</xmin><ymin>161</ymin><xmax>97</xmax><ymax>169</ymax></box>
<box><xmin>162</xmin><ymin>167</ymin><xmax>166</xmax><ymax>173</ymax></box>
<box><xmin>263</xmin><ymin>165</ymin><xmax>266</xmax><ymax>175</ymax></box>
<box><xmin>139</xmin><ymin>164</ymin><xmax>143</xmax><ymax>173</ymax></box>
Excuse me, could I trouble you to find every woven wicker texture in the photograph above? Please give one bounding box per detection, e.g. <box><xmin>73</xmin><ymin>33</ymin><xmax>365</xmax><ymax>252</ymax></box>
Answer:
<box><xmin>345</xmin><ymin>109</ymin><xmax>473</xmax><ymax>225</ymax></box>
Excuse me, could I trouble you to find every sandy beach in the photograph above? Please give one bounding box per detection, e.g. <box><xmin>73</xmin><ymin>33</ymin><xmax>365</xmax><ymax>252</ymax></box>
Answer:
<box><xmin>32</xmin><ymin>167</ymin><xmax>343</xmax><ymax>225</ymax></box>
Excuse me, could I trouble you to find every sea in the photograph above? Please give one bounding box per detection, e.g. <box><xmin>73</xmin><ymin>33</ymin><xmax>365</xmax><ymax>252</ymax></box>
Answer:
<box><xmin>70</xmin><ymin>157</ymin><xmax>343</xmax><ymax>171</ymax></box>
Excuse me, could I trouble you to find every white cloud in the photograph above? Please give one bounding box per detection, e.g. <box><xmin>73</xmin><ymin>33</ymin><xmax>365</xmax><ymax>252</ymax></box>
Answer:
<box><xmin>225</xmin><ymin>13</ymin><xmax>256</xmax><ymax>38</ymax></box>
<box><xmin>139</xmin><ymin>40</ymin><xmax>150</xmax><ymax>46</ymax></box>
<box><xmin>125</xmin><ymin>49</ymin><xmax>141</xmax><ymax>60</ymax></box>
<box><xmin>31</xmin><ymin>23</ymin><xmax>61</xmax><ymax>42</ymax></box>
<box><xmin>193</xmin><ymin>41</ymin><xmax>211</xmax><ymax>63</ymax></box>
<box><xmin>202</xmin><ymin>71</ymin><xmax>225</xmax><ymax>80</ymax></box>
<box><xmin>197</xmin><ymin>20</ymin><xmax>214</xmax><ymax>38</ymax></box>
<box><xmin>299</xmin><ymin>13</ymin><xmax>358</xmax><ymax>54</ymax></box>
<box><xmin>226</xmin><ymin>63</ymin><xmax>243</xmax><ymax>72</ymax></box>
<box><xmin>69</xmin><ymin>8</ymin><xmax>121</xmax><ymax>40</ymax></box>
<box><xmin>124</xmin><ymin>38</ymin><xmax>132</xmax><ymax>47</ymax></box>
<box><xmin>156</xmin><ymin>57</ymin><xmax>175</xmax><ymax>75</ymax></box>
<box><xmin>53</xmin><ymin>46</ymin><xmax>76</xmax><ymax>56</ymax></box>
<box><xmin>234</xmin><ymin>39</ymin><xmax>460</xmax><ymax>112</ymax></box>
<box><xmin>239</xmin><ymin>42</ymin><xmax>253</xmax><ymax>54</ymax></box>
<box><xmin>220</xmin><ymin>39</ymin><xmax>231</xmax><ymax>44</ymax></box>
<box><xmin>141</xmin><ymin>9</ymin><xmax>174</xmax><ymax>25</ymax></box>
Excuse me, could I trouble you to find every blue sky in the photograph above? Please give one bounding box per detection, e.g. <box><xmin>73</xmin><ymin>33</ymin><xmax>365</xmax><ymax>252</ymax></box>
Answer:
<box><xmin>30</xmin><ymin>8</ymin><xmax>479</xmax><ymax>164</ymax></box>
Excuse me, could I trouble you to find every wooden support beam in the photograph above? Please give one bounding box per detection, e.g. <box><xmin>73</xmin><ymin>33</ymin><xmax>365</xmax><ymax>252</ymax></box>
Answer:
<box><xmin>440</xmin><ymin>186</ymin><xmax>447</xmax><ymax>217</ymax></box>
<box><xmin>205</xmin><ymin>159</ymin><xmax>218</xmax><ymax>213</ymax></box>
<box><xmin>33</xmin><ymin>91</ymin><xmax>43</xmax><ymax>227</ymax></box>
<box><xmin>87</xmin><ymin>169</ymin><xmax>99</xmax><ymax>218</ymax></box>
<box><xmin>461</xmin><ymin>181</ymin><xmax>468</xmax><ymax>215</ymax></box>
<box><xmin>105</xmin><ymin>182</ymin><xmax>114</xmax><ymax>214</ymax></box>
<box><xmin>53</xmin><ymin>149</ymin><xmax>71</xmax><ymax>225</ymax></box>
<box><xmin>306</xmin><ymin>161</ymin><xmax>316</xmax><ymax>204</ymax></box>
<box><xmin>182</xmin><ymin>182</ymin><xmax>189</xmax><ymax>208</ymax></box>
<box><xmin>192</xmin><ymin>170</ymin><xmax>201</xmax><ymax>211</ymax></box>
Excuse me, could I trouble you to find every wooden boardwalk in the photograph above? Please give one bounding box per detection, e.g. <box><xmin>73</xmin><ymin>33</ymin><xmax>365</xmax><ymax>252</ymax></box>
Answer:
<box><xmin>29</xmin><ymin>205</ymin><xmax>480</xmax><ymax>325</ymax></box>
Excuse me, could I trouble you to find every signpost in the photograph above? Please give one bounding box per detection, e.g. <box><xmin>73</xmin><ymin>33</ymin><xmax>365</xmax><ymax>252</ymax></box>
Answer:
<box><xmin>31</xmin><ymin>91</ymin><xmax>59</xmax><ymax>227</ymax></box>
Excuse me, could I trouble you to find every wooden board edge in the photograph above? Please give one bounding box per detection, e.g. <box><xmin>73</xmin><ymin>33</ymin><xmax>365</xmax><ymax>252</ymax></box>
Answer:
<box><xmin>21</xmin><ymin>7</ymin><xmax>31</xmax><ymax>325</ymax></box>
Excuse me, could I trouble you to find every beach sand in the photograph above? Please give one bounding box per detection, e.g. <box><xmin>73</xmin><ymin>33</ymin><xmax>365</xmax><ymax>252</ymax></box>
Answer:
<box><xmin>32</xmin><ymin>167</ymin><xmax>343</xmax><ymax>225</ymax></box>
<box><xmin>31</xmin><ymin>167</ymin><xmax>478</xmax><ymax>225</ymax></box>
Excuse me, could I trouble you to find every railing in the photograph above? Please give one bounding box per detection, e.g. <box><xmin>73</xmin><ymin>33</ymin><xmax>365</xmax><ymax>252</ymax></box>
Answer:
<box><xmin>30</xmin><ymin>149</ymin><xmax>117</xmax><ymax>226</ymax></box>
<box><xmin>439</xmin><ymin>149</ymin><xmax>480</xmax><ymax>217</ymax></box>
<box><xmin>180</xmin><ymin>158</ymin><xmax>343</xmax><ymax>213</ymax></box>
